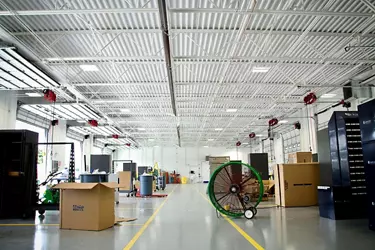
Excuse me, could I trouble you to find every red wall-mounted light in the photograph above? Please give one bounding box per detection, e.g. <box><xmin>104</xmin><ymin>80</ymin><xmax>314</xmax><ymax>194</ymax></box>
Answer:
<box><xmin>268</xmin><ymin>118</ymin><xmax>278</xmax><ymax>127</ymax></box>
<box><xmin>43</xmin><ymin>89</ymin><xmax>56</xmax><ymax>102</ymax></box>
<box><xmin>88</xmin><ymin>120</ymin><xmax>98</xmax><ymax>127</ymax></box>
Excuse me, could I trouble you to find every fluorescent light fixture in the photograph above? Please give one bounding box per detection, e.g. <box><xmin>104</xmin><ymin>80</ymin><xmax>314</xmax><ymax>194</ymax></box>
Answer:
<box><xmin>208</xmin><ymin>139</ymin><xmax>214</xmax><ymax>141</ymax></box>
<box><xmin>154</xmin><ymin>145</ymin><xmax>159</xmax><ymax>147</ymax></box>
<box><xmin>320</xmin><ymin>93</ymin><xmax>337</xmax><ymax>98</ymax></box>
<box><xmin>148</xmin><ymin>139</ymin><xmax>155</xmax><ymax>141</ymax></box>
<box><xmin>25</xmin><ymin>92</ymin><xmax>42</xmax><ymax>97</ymax></box>
<box><xmin>77</xmin><ymin>120</ymin><xmax>86</xmax><ymax>123</ymax></box>
<box><xmin>79</xmin><ymin>64</ymin><xmax>99</xmax><ymax>71</ymax></box>
<box><xmin>279</xmin><ymin>120</ymin><xmax>288</xmax><ymax>124</ymax></box>
<box><xmin>215</xmin><ymin>128</ymin><xmax>223</xmax><ymax>131</ymax></box>
<box><xmin>203</xmin><ymin>146</ymin><xmax>209</xmax><ymax>148</ymax></box>
<box><xmin>120</xmin><ymin>108</ymin><xmax>130</xmax><ymax>112</ymax></box>
<box><xmin>226</xmin><ymin>108</ymin><xmax>237</xmax><ymax>113</ymax></box>
<box><xmin>252</xmin><ymin>67</ymin><xmax>270</xmax><ymax>73</ymax></box>
<box><xmin>242</xmin><ymin>142</ymin><xmax>249</xmax><ymax>145</ymax></box>
<box><xmin>137</xmin><ymin>128</ymin><xmax>146</xmax><ymax>131</ymax></box>
<box><xmin>257</xmin><ymin>134</ymin><xmax>265</xmax><ymax>137</ymax></box>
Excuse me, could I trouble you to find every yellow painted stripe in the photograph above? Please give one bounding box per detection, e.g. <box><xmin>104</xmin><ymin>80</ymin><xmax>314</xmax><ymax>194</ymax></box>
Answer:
<box><xmin>196</xmin><ymin>188</ymin><xmax>265</xmax><ymax>250</ymax></box>
<box><xmin>123</xmin><ymin>186</ymin><xmax>177</xmax><ymax>250</ymax></box>
<box><xmin>0</xmin><ymin>224</ymin><xmax>59</xmax><ymax>226</ymax></box>
<box><xmin>117</xmin><ymin>207</ymin><xmax>155</xmax><ymax>210</ymax></box>
<box><xmin>0</xmin><ymin>223</ymin><xmax>145</xmax><ymax>227</ymax></box>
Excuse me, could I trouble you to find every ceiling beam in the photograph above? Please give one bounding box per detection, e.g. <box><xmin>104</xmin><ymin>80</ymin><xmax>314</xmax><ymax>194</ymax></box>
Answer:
<box><xmin>41</xmin><ymin>56</ymin><xmax>375</xmax><ymax>64</ymax></box>
<box><xmin>0</xmin><ymin>8</ymin><xmax>371</xmax><ymax>17</ymax></box>
<box><xmin>73</xmin><ymin>81</ymin><xmax>293</xmax><ymax>87</ymax></box>
<box><xmin>90</xmin><ymin>96</ymin><xmax>301</xmax><ymax>104</ymax></box>
<box><xmin>46</xmin><ymin>60</ymin><xmax>355</xmax><ymax>68</ymax></box>
<box><xmin>12</xmin><ymin>29</ymin><xmax>375</xmax><ymax>38</ymax></box>
<box><xmin>169</xmin><ymin>9</ymin><xmax>373</xmax><ymax>17</ymax></box>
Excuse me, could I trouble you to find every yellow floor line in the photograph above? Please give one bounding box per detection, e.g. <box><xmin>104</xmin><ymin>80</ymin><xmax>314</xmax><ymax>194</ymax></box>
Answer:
<box><xmin>0</xmin><ymin>224</ymin><xmax>59</xmax><ymax>226</ymax></box>
<box><xmin>123</xmin><ymin>186</ymin><xmax>177</xmax><ymax>250</ymax></box>
<box><xmin>196</xmin><ymin>188</ymin><xmax>265</xmax><ymax>250</ymax></box>
<box><xmin>0</xmin><ymin>223</ymin><xmax>145</xmax><ymax>227</ymax></box>
<box><xmin>116</xmin><ymin>207</ymin><xmax>155</xmax><ymax>210</ymax></box>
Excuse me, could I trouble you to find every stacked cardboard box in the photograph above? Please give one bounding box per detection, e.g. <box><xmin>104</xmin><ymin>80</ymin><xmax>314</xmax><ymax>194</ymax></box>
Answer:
<box><xmin>274</xmin><ymin>163</ymin><xmax>319</xmax><ymax>207</ymax></box>
<box><xmin>287</xmin><ymin>152</ymin><xmax>312</xmax><ymax>163</ymax></box>
<box><xmin>208</xmin><ymin>156</ymin><xmax>230</xmax><ymax>176</ymax></box>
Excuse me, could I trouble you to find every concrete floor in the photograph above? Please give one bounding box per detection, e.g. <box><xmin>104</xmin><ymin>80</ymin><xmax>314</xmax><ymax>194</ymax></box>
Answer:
<box><xmin>0</xmin><ymin>184</ymin><xmax>374</xmax><ymax>250</ymax></box>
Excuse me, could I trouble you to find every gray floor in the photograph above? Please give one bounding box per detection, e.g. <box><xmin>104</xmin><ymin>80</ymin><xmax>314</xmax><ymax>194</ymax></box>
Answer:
<box><xmin>0</xmin><ymin>184</ymin><xmax>374</xmax><ymax>250</ymax></box>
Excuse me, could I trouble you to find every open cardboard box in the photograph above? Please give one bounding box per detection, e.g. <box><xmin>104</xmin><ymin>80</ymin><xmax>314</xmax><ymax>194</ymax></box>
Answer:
<box><xmin>54</xmin><ymin>182</ymin><xmax>131</xmax><ymax>231</ymax></box>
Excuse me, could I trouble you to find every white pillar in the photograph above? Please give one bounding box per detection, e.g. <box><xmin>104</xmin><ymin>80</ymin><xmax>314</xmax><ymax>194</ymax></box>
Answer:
<box><xmin>0</xmin><ymin>91</ymin><xmax>17</xmax><ymax>129</ymax></box>
<box><xmin>83</xmin><ymin>135</ymin><xmax>94</xmax><ymax>172</ymax></box>
<box><xmin>299</xmin><ymin>105</ymin><xmax>318</xmax><ymax>153</ymax></box>
<box><xmin>48</xmin><ymin>120</ymin><xmax>67</xmax><ymax>172</ymax></box>
<box><xmin>274</xmin><ymin>135</ymin><xmax>285</xmax><ymax>164</ymax></box>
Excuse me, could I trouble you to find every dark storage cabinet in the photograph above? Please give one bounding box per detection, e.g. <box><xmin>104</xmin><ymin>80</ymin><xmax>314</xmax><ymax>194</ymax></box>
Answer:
<box><xmin>0</xmin><ymin>130</ymin><xmax>38</xmax><ymax>218</ymax></box>
<box><xmin>358</xmin><ymin>100</ymin><xmax>375</xmax><ymax>230</ymax></box>
<box><xmin>123</xmin><ymin>162</ymin><xmax>136</xmax><ymax>179</ymax></box>
<box><xmin>318</xmin><ymin>112</ymin><xmax>367</xmax><ymax>220</ymax></box>
<box><xmin>90</xmin><ymin>155</ymin><xmax>111</xmax><ymax>173</ymax></box>
<box><xmin>248</xmin><ymin>153</ymin><xmax>268</xmax><ymax>180</ymax></box>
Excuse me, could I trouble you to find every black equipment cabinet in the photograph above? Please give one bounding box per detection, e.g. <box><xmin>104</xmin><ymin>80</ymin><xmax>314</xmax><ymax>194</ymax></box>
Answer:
<box><xmin>0</xmin><ymin>130</ymin><xmax>38</xmax><ymax>218</ymax></box>
<box><xmin>123</xmin><ymin>162</ymin><xmax>136</xmax><ymax>179</ymax></box>
<box><xmin>358</xmin><ymin>100</ymin><xmax>375</xmax><ymax>230</ymax></box>
<box><xmin>90</xmin><ymin>154</ymin><xmax>111</xmax><ymax>173</ymax></box>
<box><xmin>318</xmin><ymin>111</ymin><xmax>367</xmax><ymax>220</ymax></box>
<box><xmin>248</xmin><ymin>153</ymin><xmax>268</xmax><ymax>179</ymax></box>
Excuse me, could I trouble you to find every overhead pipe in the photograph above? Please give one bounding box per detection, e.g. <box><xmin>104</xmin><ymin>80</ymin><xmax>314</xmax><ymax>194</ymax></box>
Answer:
<box><xmin>297</xmin><ymin>84</ymin><xmax>374</xmax><ymax>88</ymax></box>
<box><xmin>177</xmin><ymin>125</ymin><xmax>181</xmax><ymax>147</ymax></box>
<box><xmin>157</xmin><ymin>0</ymin><xmax>177</xmax><ymax>117</ymax></box>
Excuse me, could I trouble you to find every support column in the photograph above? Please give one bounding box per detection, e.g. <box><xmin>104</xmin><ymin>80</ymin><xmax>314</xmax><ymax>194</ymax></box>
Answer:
<box><xmin>47</xmin><ymin>120</ymin><xmax>67</xmax><ymax>172</ymax></box>
<box><xmin>83</xmin><ymin>135</ymin><xmax>94</xmax><ymax>172</ymax></box>
<box><xmin>300</xmin><ymin>106</ymin><xmax>318</xmax><ymax>153</ymax></box>
<box><xmin>0</xmin><ymin>91</ymin><xmax>17</xmax><ymax>129</ymax></box>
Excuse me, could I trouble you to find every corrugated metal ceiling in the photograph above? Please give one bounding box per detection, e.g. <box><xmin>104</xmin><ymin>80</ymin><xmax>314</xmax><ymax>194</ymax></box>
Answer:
<box><xmin>0</xmin><ymin>0</ymin><xmax>374</xmax><ymax>147</ymax></box>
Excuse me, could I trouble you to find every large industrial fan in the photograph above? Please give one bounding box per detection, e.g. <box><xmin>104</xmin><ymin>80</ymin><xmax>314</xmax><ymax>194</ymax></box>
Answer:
<box><xmin>207</xmin><ymin>161</ymin><xmax>264</xmax><ymax>219</ymax></box>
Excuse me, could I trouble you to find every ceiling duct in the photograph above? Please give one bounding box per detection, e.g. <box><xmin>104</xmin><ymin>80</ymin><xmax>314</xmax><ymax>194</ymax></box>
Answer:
<box><xmin>157</xmin><ymin>0</ymin><xmax>177</xmax><ymax>117</ymax></box>
<box><xmin>344</xmin><ymin>67</ymin><xmax>375</xmax><ymax>100</ymax></box>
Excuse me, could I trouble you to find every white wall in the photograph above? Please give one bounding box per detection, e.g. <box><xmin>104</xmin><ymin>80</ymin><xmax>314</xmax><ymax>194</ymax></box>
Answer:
<box><xmin>0</xmin><ymin>91</ymin><xmax>17</xmax><ymax>129</ymax></box>
<box><xmin>114</xmin><ymin>146</ymin><xmax>251</xmax><ymax>178</ymax></box>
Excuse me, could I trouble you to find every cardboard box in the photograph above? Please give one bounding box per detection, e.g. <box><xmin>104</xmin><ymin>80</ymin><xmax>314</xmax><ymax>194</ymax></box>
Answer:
<box><xmin>118</xmin><ymin>171</ymin><xmax>132</xmax><ymax>191</ymax></box>
<box><xmin>274</xmin><ymin>163</ymin><xmax>319</xmax><ymax>207</ymax></box>
<box><xmin>208</xmin><ymin>156</ymin><xmax>230</xmax><ymax>164</ymax></box>
<box><xmin>288</xmin><ymin>152</ymin><xmax>312</xmax><ymax>163</ymax></box>
<box><xmin>54</xmin><ymin>182</ymin><xmax>119</xmax><ymax>231</ymax></box>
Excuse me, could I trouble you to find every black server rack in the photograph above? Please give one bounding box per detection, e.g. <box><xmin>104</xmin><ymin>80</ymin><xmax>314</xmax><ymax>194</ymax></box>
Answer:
<box><xmin>0</xmin><ymin>130</ymin><xmax>38</xmax><ymax>218</ymax></box>
<box><xmin>248</xmin><ymin>153</ymin><xmax>268</xmax><ymax>180</ymax></box>
<box><xmin>358</xmin><ymin>100</ymin><xmax>375</xmax><ymax>230</ymax></box>
<box><xmin>318</xmin><ymin>111</ymin><xmax>367</xmax><ymax>220</ymax></box>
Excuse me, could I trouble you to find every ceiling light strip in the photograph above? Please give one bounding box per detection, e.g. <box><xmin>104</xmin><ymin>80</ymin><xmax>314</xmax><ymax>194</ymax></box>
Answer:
<box><xmin>63</xmin><ymin>104</ymin><xmax>88</xmax><ymax>120</ymax></box>
<box><xmin>0</xmin><ymin>67</ymin><xmax>31</xmax><ymax>88</ymax></box>
<box><xmin>43</xmin><ymin>105</ymin><xmax>71</xmax><ymax>120</ymax></box>
<box><xmin>4</xmin><ymin>48</ymin><xmax>59</xmax><ymax>87</ymax></box>
<box><xmin>21</xmin><ymin>105</ymin><xmax>50</xmax><ymax>119</ymax></box>
<box><xmin>0</xmin><ymin>50</ymin><xmax>46</xmax><ymax>88</ymax></box>
<box><xmin>79</xmin><ymin>104</ymin><xmax>102</xmax><ymax>119</ymax></box>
